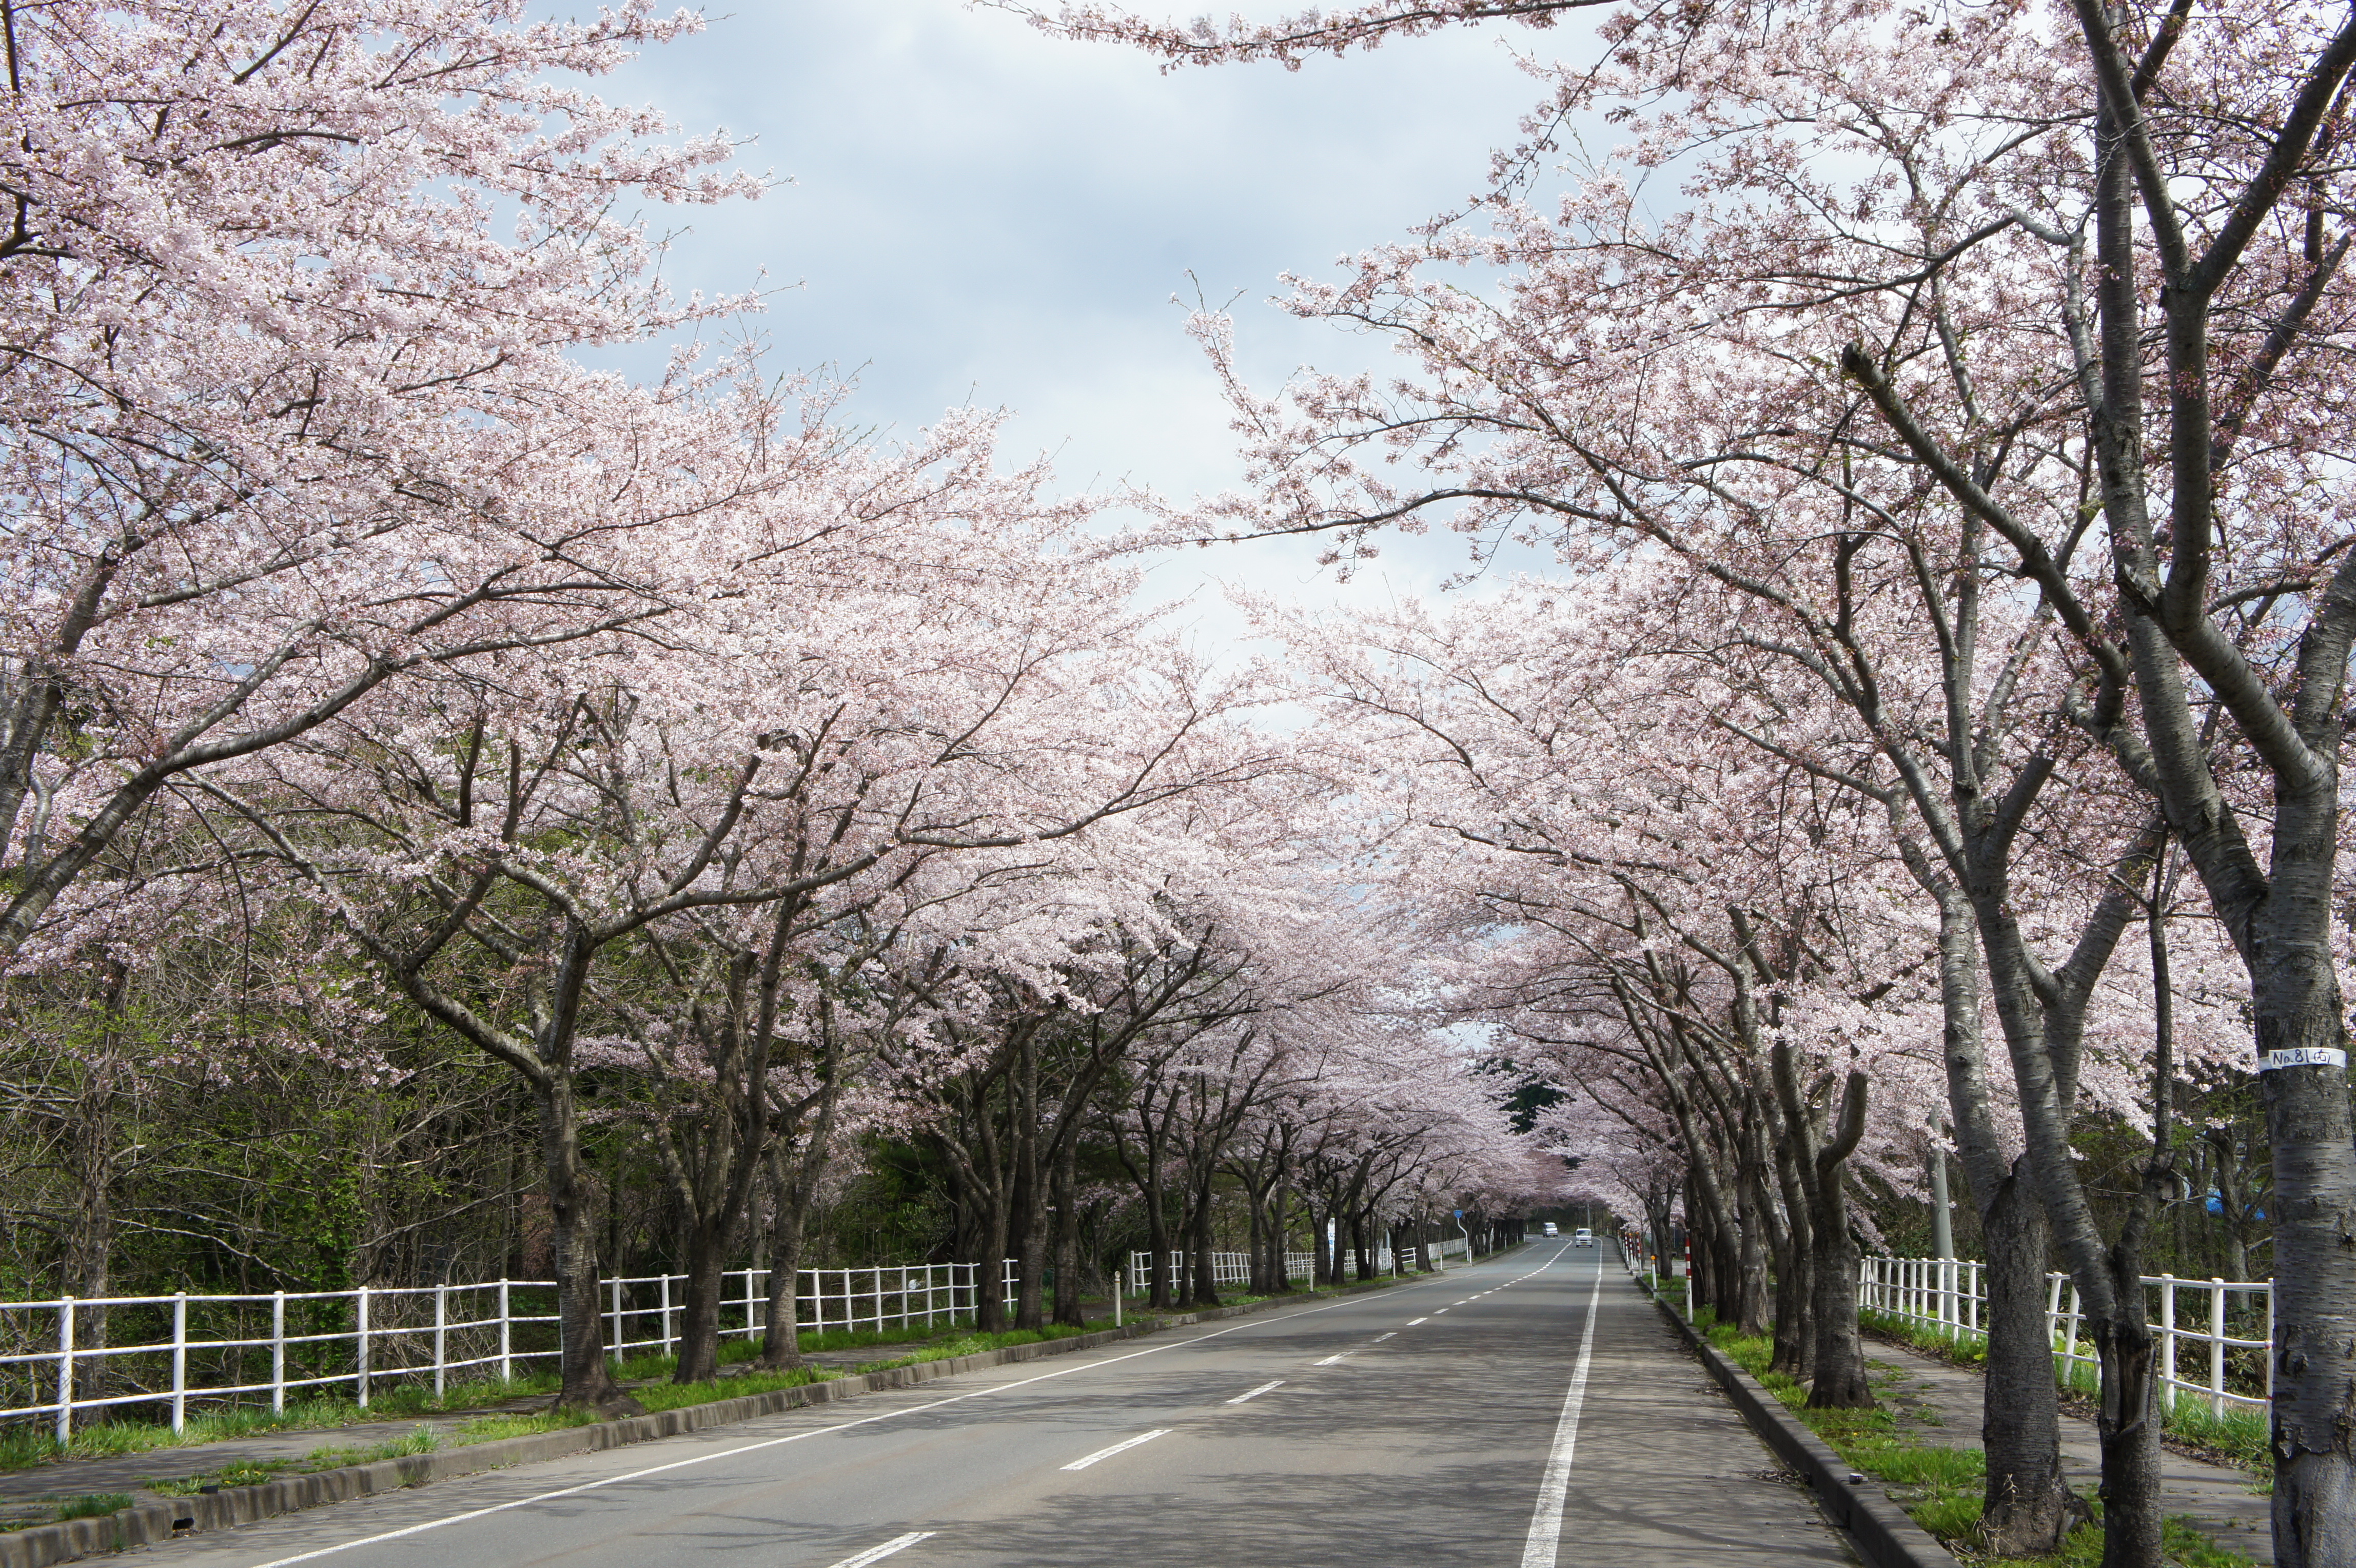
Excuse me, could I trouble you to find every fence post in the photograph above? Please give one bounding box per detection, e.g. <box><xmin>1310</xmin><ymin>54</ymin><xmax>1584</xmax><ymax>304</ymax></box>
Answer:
<box><xmin>609</xmin><ymin>1276</ymin><xmax>622</xmax><ymax>1364</ymax></box>
<box><xmin>434</xmin><ymin>1283</ymin><xmax>448</xmax><ymax>1398</ymax></box>
<box><xmin>498</xmin><ymin>1279</ymin><xmax>512</xmax><ymax>1385</ymax></box>
<box><xmin>659</xmin><ymin>1273</ymin><xmax>673</xmax><ymax>1362</ymax></box>
<box><xmin>2264</xmin><ymin>1282</ymin><xmax>2275</xmax><ymax>1402</ymax></box>
<box><xmin>2062</xmin><ymin>1282</ymin><xmax>2084</xmax><ymax>1391</ymax></box>
<box><xmin>356</xmin><ymin>1286</ymin><xmax>371</xmax><ymax>1409</ymax></box>
<box><xmin>2158</xmin><ymin>1276</ymin><xmax>2177</xmax><ymax>1412</ymax></box>
<box><xmin>55</xmin><ymin>1296</ymin><xmax>74</xmax><ymax>1445</ymax></box>
<box><xmin>2212</xmin><ymin>1279</ymin><xmax>2230</xmax><ymax>1417</ymax></box>
<box><xmin>272</xmin><ymin>1291</ymin><xmax>287</xmax><ymax>1414</ymax></box>
<box><xmin>171</xmin><ymin>1292</ymin><xmax>188</xmax><ymax>1433</ymax></box>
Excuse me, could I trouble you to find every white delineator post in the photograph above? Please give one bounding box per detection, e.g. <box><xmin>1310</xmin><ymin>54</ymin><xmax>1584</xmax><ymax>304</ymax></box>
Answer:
<box><xmin>498</xmin><ymin>1279</ymin><xmax>512</xmax><ymax>1385</ymax></box>
<box><xmin>434</xmin><ymin>1283</ymin><xmax>448</xmax><ymax>1397</ymax></box>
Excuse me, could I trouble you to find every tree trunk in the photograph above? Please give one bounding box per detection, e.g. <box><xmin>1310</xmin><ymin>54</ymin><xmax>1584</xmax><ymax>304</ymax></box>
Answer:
<box><xmin>1733</xmin><ymin>1147</ymin><xmax>1773</xmax><ymax>1339</ymax></box>
<box><xmin>1898</xmin><ymin>857</ymin><xmax>2075</xmax><ymax>1552</ymax></box>
<box><xmin>1770</xmin><ymin>1131</ymin><xmax>1815</xmax><ymax>1381</ymax></box>
<box><xmin>672</xmin><ymin>1214</ymin><xmax>729</xmax><ymax>1384</ymax></box>
<box><xmin>1804</xmin><ymin>1073</ymin><xmax>1873</xmax><ymax>1410</ymax></box>
<box><xmin>1269</xmin><ymin>1184</ymin><xmax>1293</xmax><ymax>1291</ymax></box>
<box><xmin>757</xmin><ymin>1082</ymin><xmax>840</xmax><ymax>1368</ymax></box>
<box><xmin>539</xmin><ymin>1082</ymin><xmax>637</xmax><ymax>1414</ymax></box>
<box><xmin>1977</xmin><ymin>1168</ymin><xmax>2076</xmax><ymax>1554</ymax></box>
<box><xmin>1186</xmin><ymin>1163</ymin><xmax>1221</xmax><ymax>1308</ymax></box>
<box><xmin>1139</xmin><ymin>1117</ymin><xmax>1175</xmax><ymax>1311</ymax></box>
<box><xmin>1012</xmin><ymin>1033</ymin><xmax>1048</xmax><ymax>1332</ymax></box>
<box><xmin>1051</xmin><ymin>1132</ymin><xmax>1086</xmax><ymax>1327</ymax></box>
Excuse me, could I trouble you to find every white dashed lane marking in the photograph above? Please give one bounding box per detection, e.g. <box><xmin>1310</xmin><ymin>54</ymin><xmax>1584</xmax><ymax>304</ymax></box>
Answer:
<box><xmin>1062</xmin><ymin>1429</ymin><xmax>1171</xmax><ymax>1471</ymax></box>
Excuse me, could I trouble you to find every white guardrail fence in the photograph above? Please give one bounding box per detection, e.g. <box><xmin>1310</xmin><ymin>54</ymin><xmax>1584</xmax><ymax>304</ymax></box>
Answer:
<box><xmin>1123</xmin><ymin>1232</ymin><xmax>1468</xmax><ymax>1295</ymax></box>
<box><xmin>0</xmin><ymin>1261</ymin><xmax>1017</xmax><ymax>1442</ymax></box>
<box><xmin>7</xmin><ymin>1233</ymin><xmax>1489</xmax><ymax>1443</ymax></box>
<box><xmin>1860</xmin><ymin>1256</ymin><xmax>2271</xmax><ymax>1416</ymax></box>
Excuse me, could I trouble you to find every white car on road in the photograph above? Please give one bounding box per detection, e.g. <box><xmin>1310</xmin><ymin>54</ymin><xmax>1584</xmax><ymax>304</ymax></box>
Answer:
<box><xmin>1573</xmin><ymin>1228</ymin><xmax>1595</xmax><ymax>1247</ymax></box>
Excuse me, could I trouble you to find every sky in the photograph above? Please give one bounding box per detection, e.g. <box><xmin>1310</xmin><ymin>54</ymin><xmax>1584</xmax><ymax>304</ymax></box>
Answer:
<box><xmin>596</xmin><ymin>2</ymin><xmax>1582</xmax><ymax>642</ymax></box>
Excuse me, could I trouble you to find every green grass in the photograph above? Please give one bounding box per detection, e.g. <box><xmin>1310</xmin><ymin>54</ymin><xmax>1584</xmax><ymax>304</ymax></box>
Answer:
<box><xmin>1700</xmin><ymin>1323</ymin><xmax>2259</xmax><ymax>1567</ymax></box>
<box><xmin>0</xmin><ymin>1369</ymin><xmax>562</xmax><ymax>1474</ymax></box>
<box><xmin>450</xmin><ymin>1409</ymin><xmax>600</xmax><ymax>1444</ymax></box>
<box><xmin>5</xmin><ymin>1283</ymin><xmax>1372</xmax><ymax>1477</ymax></box>
<box><xmin>1859</xmin><ymin>1307</ymin><xmax>2271</xmax><ymax>1476</ymax></box>
<box><xmin>296</xmin><ymin>1426</ymin><xmax>437</xmax><ymax>1472</ymax></box>
<box><xmin>51</xmin><ymin>1493</ymin><xmax>132</xmax><ymax>1521</ymax></box>
<box><xmin>146</xmin><ymin>1458</ymin><xmax>291</xmax><ymax>1495</ymax></box>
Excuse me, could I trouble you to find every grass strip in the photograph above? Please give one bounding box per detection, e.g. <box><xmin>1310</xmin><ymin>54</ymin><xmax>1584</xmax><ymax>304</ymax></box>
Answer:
<box><xmin>1699</xmin><ymin>1320</ymin><xmax>2257</xmax><ymax>1567</ymax></box>
<box><xmin>1858</xmin><ymin>1307</ymin><xmax>2271</xmax><ymax>1477</ymax></box>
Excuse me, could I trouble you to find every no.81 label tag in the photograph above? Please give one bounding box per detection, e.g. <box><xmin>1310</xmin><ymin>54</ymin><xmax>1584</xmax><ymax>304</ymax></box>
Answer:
<box><xmin>2259</xmin><ymin>1047</ymin><xmax>2349</xmax><ymax>1072</ymax></box>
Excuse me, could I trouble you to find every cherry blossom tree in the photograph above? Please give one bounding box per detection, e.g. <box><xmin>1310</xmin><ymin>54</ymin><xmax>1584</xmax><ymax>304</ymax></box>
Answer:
<box><xmin>0</xmin><ymin>0</ymin><xmax>763</xmax><ymax>961</ymax></box>
<box><xmin>1029</xmin><ymin>0</ymin><xmax>2356</xmax><ymax>1549</ymax></box>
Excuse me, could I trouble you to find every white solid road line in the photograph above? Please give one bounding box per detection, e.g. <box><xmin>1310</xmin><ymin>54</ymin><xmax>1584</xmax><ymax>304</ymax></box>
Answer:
<box><xmin>239</xmin><ymin>1282</ymin><xmax>1439</xmax><ymax>1568</ymax></box>
<box><xmin>1519</xmin><ymin>1258</ymin><xmax>1607</xmax><ymax>1568</ymax></box>
<box><xmin>823</xmin><ymin>1532</ymin><xmax>936</xmax><ymax>1568</ymax></box>
<box><xmin>1061</xmin><ymin>1429</ymin><xmax>1171</xmax><ymax>1471</ymax></box>
<box><xmin>1226</xmin><ymin>1379</ymin><xmax>1285</xmax><ymax>1405</ymax></box>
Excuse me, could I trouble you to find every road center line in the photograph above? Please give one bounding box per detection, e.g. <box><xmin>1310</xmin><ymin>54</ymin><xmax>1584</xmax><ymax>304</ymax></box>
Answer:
<box><xmin>824</xmin><ymin>1532</ymin><xmax>936</xmax><ymax>1568</ymax></box>
<box><xmin>1406</xmin><ymin>1317</ymin><xmax>1428</xmax><ymax>1325</ymax></box>
<box><xmin>1226</xmin><ymin>1379</ymin><xmax>1285</xmax><ymax>1405</ymax></box>
<box><xmin>1519</xmin><ymin>1259</ymin><xmax>1606</xmax><ymax>1568</ymax></box>
<box><xmin>1371</xmin><ymin>1332</ymin><xmax>1395</xmax><ymax>1342</ymax></box>
<box><xmin>1313</xmin><ymin>1351</ymin><xmax>1354</xmax><ymax>1365</ymax></box>
<box><xmin>1062</xmin><ymin>1428</ymin><xmax>1170</xmax><ymax>1471</ymax></box>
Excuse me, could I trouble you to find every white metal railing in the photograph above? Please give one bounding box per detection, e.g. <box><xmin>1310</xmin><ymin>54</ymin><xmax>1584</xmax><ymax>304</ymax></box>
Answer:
<box><xmin>1859</xmin><ymin>1256</ymin><xmax>2272</xmax><ymax>1415</ymax></box>
<box><xmin>0</xmin><ymin>1261</ymin><xmax>1024</xmax><ymax>1442</ymax></box>
<box><xmin>1126</xmin><ymin>1249</ymin><xmax>1320</xmax><ymax>1293</ymax></box>
<box><xmin>1435</xmin><ymin>1233</ymin><xmax>1470</xmax><ymax>1262</ymax></box>
<box><xmin>599</xmin><ymin>1263</ymin><xmax>1000</xmax><ymax>1364</ymax></box>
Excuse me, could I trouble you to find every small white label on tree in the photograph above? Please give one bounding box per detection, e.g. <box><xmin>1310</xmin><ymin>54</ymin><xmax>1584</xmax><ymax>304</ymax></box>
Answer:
<box><xmin>2258</xmin><ymin>1047</ymin><xmax>2349</xmax><ymax>1072</ymax></box>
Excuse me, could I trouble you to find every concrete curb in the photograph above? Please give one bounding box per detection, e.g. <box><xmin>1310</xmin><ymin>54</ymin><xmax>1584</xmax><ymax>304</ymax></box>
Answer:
<box><xmin>1640</xmin><ymin>1281</ymin><xmax>1965</xmax><ymax>1568</ymax></box>
<box><xmin>0</xmin><ymin>1279</ymin><xmax>1406</xmax><ymax>1568</ymax></box>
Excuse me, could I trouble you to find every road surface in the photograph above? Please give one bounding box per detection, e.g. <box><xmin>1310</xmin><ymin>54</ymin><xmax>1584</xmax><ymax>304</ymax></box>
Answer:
<box><xmin>141</xmin><ymin>1246</ymin><xmax>1854</xmax><ymax>1567</ymax></box>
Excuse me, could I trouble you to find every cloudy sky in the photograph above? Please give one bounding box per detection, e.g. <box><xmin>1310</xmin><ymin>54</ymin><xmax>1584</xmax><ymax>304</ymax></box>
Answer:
<box><xmin>599</xmin><ymin>3</ymin><xmax>1583</xmax><ymax>635</ymax></box>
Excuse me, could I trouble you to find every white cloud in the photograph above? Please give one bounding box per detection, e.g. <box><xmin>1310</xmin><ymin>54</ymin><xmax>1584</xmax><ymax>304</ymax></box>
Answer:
<box><xmin>598</xmin><ymin>1</ymin><xmax>1588</xmax><ymax>639</ymax></box>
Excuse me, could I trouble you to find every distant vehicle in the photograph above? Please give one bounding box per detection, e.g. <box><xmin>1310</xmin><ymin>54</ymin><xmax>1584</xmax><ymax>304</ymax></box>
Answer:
<box><xmin>1573</xmin><ymin>1228</ymin><xmax>1595</xmax><ymax>1247</ymax></box>
<box><xmin>1542</xmin><ymin>1222</ymin><xmax>1559</xmax><ymax>1237</ymax></box>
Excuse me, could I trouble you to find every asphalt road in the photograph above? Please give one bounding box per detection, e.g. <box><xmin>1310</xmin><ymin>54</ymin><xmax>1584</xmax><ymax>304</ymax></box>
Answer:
<box><xmin>142</xmin><ymin>1246</ymin><xmax>1855</xmax><ymax>1568</ymax></box>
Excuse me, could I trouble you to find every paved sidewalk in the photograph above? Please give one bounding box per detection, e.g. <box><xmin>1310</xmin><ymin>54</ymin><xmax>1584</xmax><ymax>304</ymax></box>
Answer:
<box><xmin>0</xmin><ymin>1343</ymin><xmax>898</xmax><ymax>1517</ymax></box>
<box><xmin>1863</xmin><ymin>1332</ymin><xmax>2273</xmax><ymax>1564</ymax></box>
